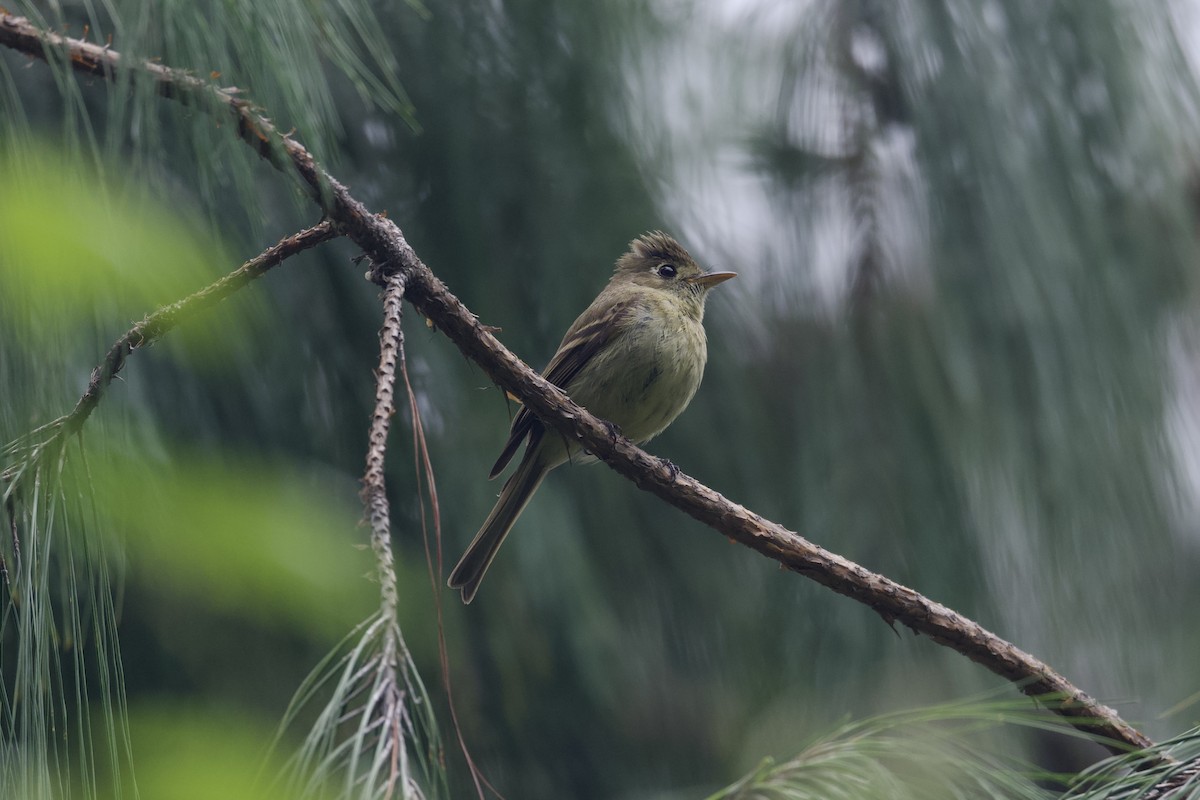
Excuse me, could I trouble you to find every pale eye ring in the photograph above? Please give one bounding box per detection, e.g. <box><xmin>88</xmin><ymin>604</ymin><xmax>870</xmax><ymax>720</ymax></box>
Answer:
<box><xmin>657</xmin><ymin>263</ymin><xmax>677</xmax><ymax>278</ymax></box>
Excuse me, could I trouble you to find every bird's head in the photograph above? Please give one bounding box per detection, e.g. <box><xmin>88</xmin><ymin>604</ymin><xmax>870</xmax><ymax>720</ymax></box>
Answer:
<box><xmin>613</xmin><ymin>231</ymin><xmax>736</xmax><ymax>306</ymax></box>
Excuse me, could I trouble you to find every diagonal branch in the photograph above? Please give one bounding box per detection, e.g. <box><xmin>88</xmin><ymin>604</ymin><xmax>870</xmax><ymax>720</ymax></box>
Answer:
<box><xmin>0</xmin><ymin>11</ymin><xmax>1158</xmax><ymax>757</ymax></box>
<box><xmin>69</xmin><ymin>221</ymin><xmax>337</xmax><ymax>432</ymax></box>
<box><xmin>16</xmin><ymin>219</ymin><xmax>336</xmax><ymax>442</ymax></box>
<box><xmin>2</xmin><ymin>219</ymin><xmax>337</xmax><ymax>491</ymax></box>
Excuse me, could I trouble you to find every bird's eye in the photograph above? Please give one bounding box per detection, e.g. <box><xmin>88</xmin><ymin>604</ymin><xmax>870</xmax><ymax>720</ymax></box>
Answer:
<box><xmin>657</xmin><ymin>263</ymin><xmax>677</xmax><ymax>278</ymax></box>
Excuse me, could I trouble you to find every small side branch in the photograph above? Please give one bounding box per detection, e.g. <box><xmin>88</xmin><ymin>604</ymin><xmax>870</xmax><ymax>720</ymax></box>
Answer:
<box><xmin>362</xmin><ymin>270</ymin><xmax>406</xmax><ymax>617</ymax></box>
<box><xmin>281</xmin><ymin>273</ymin><xmax>438</xmax><ymax>795</ymax></box>
<box><xmin>359</xmin><ymin>271</ymin><xmax>409</xmax><ymax>796</ymax></box>
<box><xmin>1</xmin><ymin>215</ymin><xmax>336</xmax><ymax>583</ymax></box>
<box><xmin>25</xmin><ymin>220</ymin><xmax>336</xmax><ymax>451</ymax></box>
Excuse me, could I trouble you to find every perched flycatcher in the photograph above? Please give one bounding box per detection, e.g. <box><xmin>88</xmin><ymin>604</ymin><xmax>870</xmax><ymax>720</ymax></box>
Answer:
<box><xmin>448</xmin><ymin>232</ymin><xmax>736</xmax><ymax>603</ymax></box>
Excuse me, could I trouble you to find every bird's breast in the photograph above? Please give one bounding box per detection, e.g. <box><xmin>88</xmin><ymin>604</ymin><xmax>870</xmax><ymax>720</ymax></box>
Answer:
<box><xmin>568</xmin><ymin>306</ymin><xmax>708</xmax><ymax>445</ymax></box>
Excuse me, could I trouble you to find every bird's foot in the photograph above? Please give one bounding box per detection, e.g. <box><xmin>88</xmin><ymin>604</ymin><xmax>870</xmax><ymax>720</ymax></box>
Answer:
<box><xmin>659</xmin><ymin>457</ymin><xmax>680</xmax><ymax>480</ymax></box>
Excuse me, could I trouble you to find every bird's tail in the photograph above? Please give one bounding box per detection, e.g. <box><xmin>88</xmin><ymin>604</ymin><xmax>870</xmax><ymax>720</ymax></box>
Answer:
<box><xmin>448</xmin><ymin>452</ymin><xmax>547</xmax><ymax>603</ymax></box>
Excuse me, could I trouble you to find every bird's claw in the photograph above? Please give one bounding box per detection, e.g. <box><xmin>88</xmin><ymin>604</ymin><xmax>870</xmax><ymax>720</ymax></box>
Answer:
<box><xmin>659</xmin><ymin>457</ymin><xmax>680</xmax><ymax>480</ymax></box>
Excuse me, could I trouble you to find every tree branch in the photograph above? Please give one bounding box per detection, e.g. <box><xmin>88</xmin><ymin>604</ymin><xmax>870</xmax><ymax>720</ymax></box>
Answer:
<box><xmin>359</xmin><ymin>270</ymin><xmax>410</xmax><ymax>796</ymax></box>
<box><xmin>363</xmin><ymin>269</ymin><xmax>405</xmax><ymax>620</ymax></box>
<box><xmin>37</xmin><ymin>219</ymin><xmax>336</xmax><ymax>440</ymax></box>
<box><xmin>2</xmin><ymin>218</ymin><xmax>338</xmax><ymax>495</ymax></box>
<box><xmin>0</xmin><ymin>11</ymin><xmax>1157</xmax><ymax>757</ymax></box>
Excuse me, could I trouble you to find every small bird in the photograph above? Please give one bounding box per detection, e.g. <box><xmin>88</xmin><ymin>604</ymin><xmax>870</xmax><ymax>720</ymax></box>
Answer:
<box><xmin>448</xmin><ymin>232</ymin><xmax>736</xmax><ymax>603</ymax></box>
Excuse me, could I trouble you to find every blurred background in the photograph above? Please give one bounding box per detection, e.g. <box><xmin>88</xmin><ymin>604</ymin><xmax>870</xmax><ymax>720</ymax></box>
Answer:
<box><xmin>4</xmin><ymin>0</ymin><xmax>1200</xmax><ymax>797</ymax></box>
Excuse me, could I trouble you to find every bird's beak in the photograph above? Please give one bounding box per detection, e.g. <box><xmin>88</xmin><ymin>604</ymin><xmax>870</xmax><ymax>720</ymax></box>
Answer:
<box><xmin>689</xmin><ymin>271</ymin><xmax>737</xmax><ymax>288</ymax></box>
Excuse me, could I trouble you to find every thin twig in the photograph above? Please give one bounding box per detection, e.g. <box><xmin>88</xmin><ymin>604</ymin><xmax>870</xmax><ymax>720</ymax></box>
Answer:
<box><xmin>360</xmin><ymin>270</ymin><xmax>410</xmax><ymax>796</ymax></box>
<box><xmin>0</xmin><ymin>11</ymin><xmax>1159</xmax><ymax>758</ymax></box>
<box><xmin>14</xmin><ymin>219</ymin><xmax>337</xmax><ymax>452</ymax></box>
<box><xmin>362</xmin><ymin>270</ymin><xmax>405</xmax><ymax>614</ymax></box>
<box><xmin>0</xmin><ymin>219</ymin><xmax>338</xmax><ymax>575</ymax></box>
<box><xmin>360</xmin><ymin>272</ymin><xmax>403</xmax><ymax>618</ymax></box>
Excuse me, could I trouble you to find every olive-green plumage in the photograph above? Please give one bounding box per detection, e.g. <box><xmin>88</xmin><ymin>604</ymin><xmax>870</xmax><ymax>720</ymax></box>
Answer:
<box><xmin>448</xmin><ymin>232</ymin><xmax>736</xmax><ymax>603</ymax></box>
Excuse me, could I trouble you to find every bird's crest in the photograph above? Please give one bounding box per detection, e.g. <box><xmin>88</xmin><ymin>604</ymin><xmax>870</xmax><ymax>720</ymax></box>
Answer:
<box><xmin>616</xmin><ymin>231</ymin><xmax>695</xmax><ymax>274</ymax></box>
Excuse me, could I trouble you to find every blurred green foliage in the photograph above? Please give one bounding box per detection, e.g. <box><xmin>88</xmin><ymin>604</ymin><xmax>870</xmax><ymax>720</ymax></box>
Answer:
<box><xmin>0</xmin><ymin>147</ymin><xmax>221</xmax><ymax>311</ymax></box>
<box><xmin>89</xmin><ymin>443</ymin><xmax>376</xmax><ymax>637</ymax></box>
<box><xmin>101</xmin><ymin>704</ymin><xmax>334</xmax><ymax>800</ymax></box>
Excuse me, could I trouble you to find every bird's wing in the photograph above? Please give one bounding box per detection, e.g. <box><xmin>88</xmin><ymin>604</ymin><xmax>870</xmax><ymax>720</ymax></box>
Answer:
<box><xmin>488</xmin><ymin>297</ymin><xmax>636</xmax><ymax>478</ymax></box>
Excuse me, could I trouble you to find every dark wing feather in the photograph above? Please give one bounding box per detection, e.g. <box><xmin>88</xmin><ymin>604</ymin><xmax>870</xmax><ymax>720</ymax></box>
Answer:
<box><xmin>488</xmin><ymin>297</ymin><xmax>635</xmax><ymax>478</ymax></box>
